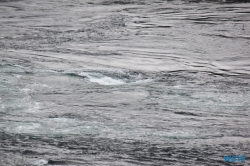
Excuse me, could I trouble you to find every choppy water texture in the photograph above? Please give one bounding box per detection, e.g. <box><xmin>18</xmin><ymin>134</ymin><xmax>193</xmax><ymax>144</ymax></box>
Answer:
<box><xmin>0</xmin><ymin>0</ymin><xmax>250</xmax><ymax>165</ymax></box>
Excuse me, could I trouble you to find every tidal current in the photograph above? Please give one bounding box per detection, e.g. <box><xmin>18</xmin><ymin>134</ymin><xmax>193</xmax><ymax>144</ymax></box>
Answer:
<box><xmin>0</xmin><ymin>0</ymin><xmax>250</xmax><ymax>165</ymax></box>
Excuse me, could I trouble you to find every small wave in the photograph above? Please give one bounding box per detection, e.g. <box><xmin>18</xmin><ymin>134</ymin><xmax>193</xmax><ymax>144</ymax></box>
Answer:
<box><xmin>32</xmin><ymin>159</ymin><xmax>48</xmax><ymax>166</ymax></box>
<box><xmin>0</xmin><ymin>122</ymin><xmax>41</xmax><ymax>134</ymax></box>
<box><xmin>79</xmin><ymin>72</ymin><xmax>126</xmax><ymax>85</ymax></box>
<box><xmin>65</xmin><ymin>68</ymin><xmax>152</xmax><ymax>85</ymax></box>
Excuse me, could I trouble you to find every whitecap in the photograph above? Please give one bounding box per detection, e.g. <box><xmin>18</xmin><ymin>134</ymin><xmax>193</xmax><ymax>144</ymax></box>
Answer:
<box><xmin>32</xmin><ymin>159</ymin><xmax>48</xmax><ymax>166</ymax></box>
<box><xmin>65</xmin><ymin>68</ymin><xmax>152</xmax><ymax>85</ymax></box>
<box><xmin>15</xmin><ymin>123</ymin><xmax>41</xmax><ymax>133</ymax></box>
<box><xmin>79</xmin><ymin>72</ymin><xmax>126</xmax><ymax>85</ymax></box>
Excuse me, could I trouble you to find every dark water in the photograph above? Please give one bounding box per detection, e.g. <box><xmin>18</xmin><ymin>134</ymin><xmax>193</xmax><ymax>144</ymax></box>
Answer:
<box><xmin>0</xmin><ymin>0</ymin><xmax>250</xmax><ymax>165</ymax></box>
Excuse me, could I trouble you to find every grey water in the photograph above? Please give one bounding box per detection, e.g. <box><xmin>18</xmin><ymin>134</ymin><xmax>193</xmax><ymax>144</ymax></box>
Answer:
<box><xmin>0</xmin><ymin>0</ymin><xmax>250</xmax><ymax>165</ymax></box>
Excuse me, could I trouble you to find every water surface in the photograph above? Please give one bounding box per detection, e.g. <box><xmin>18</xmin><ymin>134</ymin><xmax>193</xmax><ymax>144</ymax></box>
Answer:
<box><xmin>0</xmin><ymin>0</ymin><xmax>250</xmax><ymax>165</ymax></box>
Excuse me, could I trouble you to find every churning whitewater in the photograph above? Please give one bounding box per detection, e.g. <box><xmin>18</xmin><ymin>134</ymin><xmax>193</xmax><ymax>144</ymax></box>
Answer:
<box><xmin>0</xmin><ymin>0</ymin><xmax>250</xmax><ymax>166</ymax></box>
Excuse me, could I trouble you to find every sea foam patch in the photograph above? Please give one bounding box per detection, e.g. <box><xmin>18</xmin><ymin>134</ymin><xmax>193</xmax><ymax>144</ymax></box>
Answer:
<box><xmin>32</xmin><ymin>159</ymin><xmax>48</xmax><ymax>166</ymax></box>
<box><xmin>64</xmin><ymin>68</ymin><xmax>152</xmax><ymax>85</ymax></box>
<box><xmin>79</xmin><ymin>72</ymin><xmax>126</xmax><ymax>85</ymax></box>
<box><xmin>0</xmin><ymin>122</ymin><xmax>41</xmax><ymax>134</ymax></box>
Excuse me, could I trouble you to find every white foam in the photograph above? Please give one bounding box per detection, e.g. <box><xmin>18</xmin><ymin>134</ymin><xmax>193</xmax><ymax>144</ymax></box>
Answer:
<box><xmin>133</xmin><ymin>78</ymin><xmax>153</xmax><ymax>84</ymax></box>
<box><xmin>89</xmin><ymin>76</ymin><xmax>125</xmax><ymax>85</ymax></box>
<box><xmin>79</xmin><ymin>72</ymin><xmax>126</xmax><ymax>85</ymax></box>
<box><xmin>32</xmin><ymin>159</ymin><xmax>48</xmax><ymax>166</ymax></box>
<box><xmin>16</xmin><ymin>123</ymin><xmax>41</xmax><ymax>133</ymax></box>
<box><xmin>173</xmin><ymin>85</ymin><xmax>183</xmax><ymax>89</ymax></box>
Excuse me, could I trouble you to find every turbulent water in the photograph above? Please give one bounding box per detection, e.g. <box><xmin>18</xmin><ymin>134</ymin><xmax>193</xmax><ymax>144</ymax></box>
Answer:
<box><xmin>0</xmin><ymin>0</ymin><xmax>250</xmax><ymax>165</ymax></box>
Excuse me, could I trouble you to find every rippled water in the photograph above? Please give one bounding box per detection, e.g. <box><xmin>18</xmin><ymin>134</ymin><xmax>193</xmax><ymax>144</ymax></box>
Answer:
<box><xmin>0</xmin><ymin>0</ymin><xmax>250</xmax><ymax>165</ymax></box>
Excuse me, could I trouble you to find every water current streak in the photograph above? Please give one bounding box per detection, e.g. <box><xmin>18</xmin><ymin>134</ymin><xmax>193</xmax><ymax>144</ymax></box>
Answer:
<box><xmin>0</xmin><ymin>0</ymin><xmax>250</xmax><ymax>165</ymax></box>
